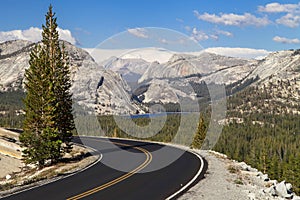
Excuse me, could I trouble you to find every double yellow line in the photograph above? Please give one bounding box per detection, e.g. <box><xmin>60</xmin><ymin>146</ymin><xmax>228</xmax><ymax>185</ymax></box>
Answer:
<box><xmin>67</xmin><ymin>140</ymin><xmax>153</xmax><ymax>200</ymax></box>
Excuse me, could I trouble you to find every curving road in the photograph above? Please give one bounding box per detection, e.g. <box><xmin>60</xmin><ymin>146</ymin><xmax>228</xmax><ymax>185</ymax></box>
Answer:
<box><xmin>1</xmin><ymin>137</ymin><xmax>207</xmax><ymax>200</ymax></box>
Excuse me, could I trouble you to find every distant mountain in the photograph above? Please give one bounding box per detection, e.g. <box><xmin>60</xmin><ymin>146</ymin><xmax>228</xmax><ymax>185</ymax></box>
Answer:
<box><xmin>85</xmin><ymin>47</ymin><xmax>176</xmax><ymax>64</ymax></box>
<box><xmin>101</xmin><ymin>51</ymin><xmax>257</xmax><ymax>103</ymax></box>
<box><xmin>101</xmin><ymin>56</ymin><xmax>150</xmax><ymax>88</ymax></box>
<box><xmin>2</xmin><ymin>40</ymin><xmax>300</xmax><ymax>113</ymax></box>
<box><xmin>102</xmin><ymin>47</ymin><xmax>300</xmax><ymax>106</ymax></box>
<box><xmin>138</xmin><ymin>52</ymin><xmax>254</xmax><ymax>83</ymax></box>
<box><xmin>0</xmin><ymin>40</ymin><xmax>143</xmax><ymax>115</ymax></box>
<box><xmin>248</xmin><ymin>50</ymin><xmax>300</xmax><ymax>82</ymax></box>
<box><xmin>203</xmin><ymin>47</ymin><xmax>270</xmax><ymax>60</ymax></box>
<box><xmin>86</xmin><ymin>47</ymin><xmax>270</xmax><ymax>64</ymax></box>
<box><xmin>233</xmin><ymin>49</ymin><xmax>300</xmax><ymax>116</ymax></box>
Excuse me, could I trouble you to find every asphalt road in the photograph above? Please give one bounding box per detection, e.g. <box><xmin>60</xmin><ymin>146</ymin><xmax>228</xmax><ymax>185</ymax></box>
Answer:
<box><xmin>2</xmin><ymin>137</ymin><xmax>207</xmax><ymax>200</ymax></box>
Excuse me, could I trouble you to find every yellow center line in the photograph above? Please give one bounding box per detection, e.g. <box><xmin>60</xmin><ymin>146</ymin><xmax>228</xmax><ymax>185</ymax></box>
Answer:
<box><xmin>67</xmin><ymin>139</ymin><xmax>153</xmax><ymax>200</ymax></box>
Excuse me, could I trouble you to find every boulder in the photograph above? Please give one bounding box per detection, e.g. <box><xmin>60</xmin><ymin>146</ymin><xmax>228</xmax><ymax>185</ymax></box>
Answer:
<box><xmin>261</xmin><ymin>174</ymin><xmax>269</xmax><ymax>181</ymax></box>
<box><xmin>256</xmin><ymin>172</ymin><xmax>270</xmax><ymax>181</ymax></box>
<box><xmin>275</xmin><ymin>181</ymin><xmax>293</xmax><ymax>199</ymax></box>
<box><xmin>286</xmin><ymin>182</ymin><xmax>293</xmax><ymax>192</ymax></box>
<box><xmin>293</xmin><ymin>196</ymin><xmax>300</xmax><ymax>200</ymax></box>
<box><xmin>5</xmin><ymin>174</ymin><xmax>11</xmax><ymax>180</ymax></box>
<box><xmin>268</xmin><ymin>179</ymin><xmax>278</xmax><ymax>185</ymax></box>
<box><xmin>238</xmin><ymin>162</ymin><xmax>251</xmax><ymax>171</ymax></box>
<box><xmin>264</xmin><ymin>185</ymin><xmax>276</xmax><ymax>196</ymax></box>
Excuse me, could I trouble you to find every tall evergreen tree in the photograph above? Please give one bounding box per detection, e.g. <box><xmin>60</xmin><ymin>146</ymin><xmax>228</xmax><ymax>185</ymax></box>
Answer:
<box><xmin>191</xmin><ymin>115</ymin><xmax>207</xmax><ymax>149</ymax></box>
<box><xmin>20</xmin><ymin>5</ymin><xmax>75</xmax><ymax>167</ymax></box>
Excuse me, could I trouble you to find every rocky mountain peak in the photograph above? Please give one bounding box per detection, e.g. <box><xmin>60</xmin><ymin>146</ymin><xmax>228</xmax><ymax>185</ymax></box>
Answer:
<box><xmin>0</xmin><ymin>40</ymin><xmax>34</xmax><ymax>56</ymax></box>
<box><xmin>0</xmin><ymin>39</ymin><xmax>143</xmax><ymax>115</ymax></box>
<box><xmin>248</xmin><ymin>49</ymin><xmax>300</xmax><ymax>83</ymax></box>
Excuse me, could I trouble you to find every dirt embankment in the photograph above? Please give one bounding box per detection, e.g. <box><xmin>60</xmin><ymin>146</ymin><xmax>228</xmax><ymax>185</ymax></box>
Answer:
<box><xmin>0</xmin><ymin>128</ymin><xmax>99</xmax><ymax>196</ymax></box>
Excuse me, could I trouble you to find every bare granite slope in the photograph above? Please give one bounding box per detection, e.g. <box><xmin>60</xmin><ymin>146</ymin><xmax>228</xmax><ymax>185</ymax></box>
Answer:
<box><xmin>0</xmin><ymin>40</ymin><xmax>143</xmax><ymax>115</ymax></box>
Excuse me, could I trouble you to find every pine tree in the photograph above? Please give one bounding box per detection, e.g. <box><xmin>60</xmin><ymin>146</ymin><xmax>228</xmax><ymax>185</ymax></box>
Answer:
<box><xmin>20</xmin><ymin>5</ymin><xmax>75</xmax><ymax>167</ymax></box>
<box><xmin>42</xmin><ymin>10</ymin><xmax>75</xmax><ymax>150</ymax></box>
<box><xmin>191</xmin><ymin>115</ymin><xmax>207</xmax><ymax>149</ymax></box>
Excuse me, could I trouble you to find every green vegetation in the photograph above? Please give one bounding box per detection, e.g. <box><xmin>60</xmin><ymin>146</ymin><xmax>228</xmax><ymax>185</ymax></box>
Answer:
<box><xmin>19</xmin><ymin>5</ymin><xmax>75</xmax><ymax>167</ymax></box>
<box><xmin>95</xmin><ymin>83</ymin><xmax>300</xmax><ymax>195</ymax></box>
<box><xmin>2</xmin><ymin>75</ymin><xmax>299</xmax><ymax>194</ymax></box>
<box><xmin>191</xmin><ymin>115</ymin><xmax>207</xmax><ymax>149</ymax></box>
<box><xmin>0</xmin><ymin>5</ymin><xmax>298</xmax><ymax>195</ymax></box>
<box><xmin>214</xmin><ymin>84</ymin><xmax>300</xmax><ymax>195</ymax></box>
<box><xmin>214</xmin><ymin>115</ymin><xmax>300</xmax><ymax>194</ymax></box>
<box><xmin>234</xmin><ymin>179</ymin><xmax>244</xmax><ymax>185</ymax></box>
<box><xmin>97</xmin><ymin>113</ymin><xmax>197</xmax><ymax>146</ymax></box>
<box><xmin>0</xmin><ymin>90</ymin><xmax>25</xmax><ymax>128</ymax></box>
<box><xmin>228</xmin><ymin>165</ymin><xmax>239</xmax><ymax>174</ymax></box>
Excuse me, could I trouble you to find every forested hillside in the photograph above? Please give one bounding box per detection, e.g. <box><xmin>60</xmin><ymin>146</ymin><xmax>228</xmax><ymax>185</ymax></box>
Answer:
<box><xmin>2</xmin><ymin>83</ymin><xmax>299</xmax><ymax>194</ymax></box>
<box><xmin>215</xmin><ymin>83</ymin><xmax>300</xmax><ymax>194</ymax></box>
<box><xmin>1</xmin><ymin>41</ymin><xmax>300</xmax><ymax>194</ymax></box>
<box><xmin>0</xmin><ymin>90</ymin><xmax>25</xmax><ymax>128</ymax></box>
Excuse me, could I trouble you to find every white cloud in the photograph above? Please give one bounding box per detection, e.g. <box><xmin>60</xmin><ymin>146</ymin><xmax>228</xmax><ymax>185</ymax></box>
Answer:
<box><xmin>85</xmin><ymin>48</ymin><xmax>131</xmax><ymax>63</ymax></box>
<box><xmin>273</xmin><ymin>36</ymin><xmax>300</xmax><ymax>44</ymax></box>
<box><xmin>258</xmin><ymin>2</ymin><xmax>300</xmax><ymax>13</ymax></box>
<box><xmin>258</xmin><ymin>2</ymin><xmax>300</xmax><ymax>28</ymax></box>
<box><xmin>204</xmin><ymin>47</ymin><xmax>271</xmax><ymax>59</ymax></box>
<box><xmin>191</xmin><ymin>28</ymin><xmax>209</xmax><ymax>42</ymax></box>
<box><xmin>216</xmin><ymin>30</ymin><xmax>233</xmax><ymax>37</ymax></box>
<box><xmin>210</xmin><ymin>34</ymin><xmax>219</xmax><ymax>40</ymax></box>
<box><xmin>276</xmin><ymin>13</ymin><xmax>300</xmax><ymax>28</ymax></box>
<box><xmin>210</xmin><ymin>29</ymin><xmax>233</xmax><ymax>40</ymax></box>
<box><xmin>127</xmin><ymin>28</ymin><xmax>149</xmax><ymax>38</ymax></box>
<box><xmin>190</xmin><ymin>28</ymin><xmax>233</xmax><ymax>42</ymax></box>
<box><xmin>0</xmin><ymin>27</ymin><xmax>76</xmax><ymax>44</ymax></box>
<box><xmin>85</xmin><ymin>47</ymin><xmax>175</xmax><ymax>63</ymax></box>
<box><xmin>57</xmin><ymin>28</ymin><xmax>77</xmax><ymax>44</ymax></box>
<box><xmin>194</xmin><ymin>11</ymin><xmax>270</xmax><ymax>27</ymax></box>
<box><xmin>85</xmin><ymin>47</ymin><xmax>271</xmax><ymax>63</ymax></box>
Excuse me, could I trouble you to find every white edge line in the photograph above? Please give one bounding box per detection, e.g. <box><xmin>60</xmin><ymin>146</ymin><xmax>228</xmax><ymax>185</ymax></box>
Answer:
<box><xmin>2</xmin><ymin>135</ymin><xmax>204</xmax><ymax>199</ymax></box>
<box><xmin>165</xmin><ymin>150</ymin><xmax>204</xmax><ymax>200</ymax></box>
<box><xmin>0</xmin><ymin>140</ymin><xmax>103</xmax><ymax>199</ymax></box>
<box><xmin>78</xmin><ymin>135</ymin><xmax>205</xmax><ymax>200</ymax></box>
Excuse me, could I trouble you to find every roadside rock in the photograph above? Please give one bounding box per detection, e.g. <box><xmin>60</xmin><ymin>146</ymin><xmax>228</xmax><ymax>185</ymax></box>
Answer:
<box><xmin>264</xmin><ymin>185</ymin><xmax>277</xmax><ymax>196</ymax></box>
<box><xmin>5</xmin><ymin>175</ymin><xmax>11</xmax><ymax>180</ymax></box>
<box><xmin>178</xmin><ymin>150</ymin><xmax>300</xmax><ymax>200</ymax></box>
<box><xmin>237</xmin><ymin>161</ymin><xmax>258</xmax><ymax>172</ymax></box>
<box><xmin>260</xmin><ymin>174</ymin><xmax>270</xmax><ymax>182</ymax></box>
<box><xmin>264</xmin><ymin>180</ymin><xmax>297</xmax><ymax>199</ymax></box>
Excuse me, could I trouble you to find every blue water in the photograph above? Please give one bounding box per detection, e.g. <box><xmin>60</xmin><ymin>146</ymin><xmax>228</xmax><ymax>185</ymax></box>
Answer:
<box><xmin>122</xmin><ymin>112</ymin><xmax>191</xmax><ymax>119</ymax></box>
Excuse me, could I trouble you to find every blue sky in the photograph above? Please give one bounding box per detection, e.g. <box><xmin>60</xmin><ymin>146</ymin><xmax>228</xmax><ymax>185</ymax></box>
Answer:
<box><xmin>1</xmin><ymin>0</ymin><xmax>300</xmax><ymax>52</ymax></box>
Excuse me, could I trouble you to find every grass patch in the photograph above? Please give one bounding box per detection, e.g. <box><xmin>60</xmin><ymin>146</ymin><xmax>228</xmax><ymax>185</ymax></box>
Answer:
<box><xmin>234</xmin><ymin>179</ymin><xmax>244</xmax><ymax>185</ymax></box>
<box><xmin>228</xmin><ymin>165</ymin><xmax>239</xmax><ymax>174</ymax></box>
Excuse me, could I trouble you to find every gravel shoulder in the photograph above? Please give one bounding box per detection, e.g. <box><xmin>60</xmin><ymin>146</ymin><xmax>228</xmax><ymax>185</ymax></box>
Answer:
<box><xmin>179</xmin><ymin>150</ymin><xmax>300</xmax><ymax>200</ymax></box>
<box><xmin>1</xmin><ymin>131</ymin><xmax>299</xmax><ymax>200</ymax></box>
<box><xmin>179</xmin><ymin>150</ymin><xmax>250</xmax><ymax>200</ymax></box>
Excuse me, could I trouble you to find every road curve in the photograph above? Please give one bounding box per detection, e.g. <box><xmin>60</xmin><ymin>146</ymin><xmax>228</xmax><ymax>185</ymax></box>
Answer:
<box><xmin>1</xmin><ymin>137</ymin><xmax>207</xmax><ymax>200</ymax></box>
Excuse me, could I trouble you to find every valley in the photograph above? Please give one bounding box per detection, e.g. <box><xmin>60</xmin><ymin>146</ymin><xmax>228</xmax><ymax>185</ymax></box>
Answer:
<box><xmin>1</xmin><ymin>39</ymin><xmax>300</xmax><ymax>196</ymax></box>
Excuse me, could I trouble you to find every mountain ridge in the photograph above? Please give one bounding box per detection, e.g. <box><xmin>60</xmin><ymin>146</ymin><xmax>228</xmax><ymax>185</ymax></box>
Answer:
<box><xmin>2</xmin><ymin>39</ymin><xmax>300</xmax><ymax>113</ymax></box>
<box><xmin>0</xmin><ymin>40</ymin><xmax>143</xmax><ymax>115</ymax></box>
